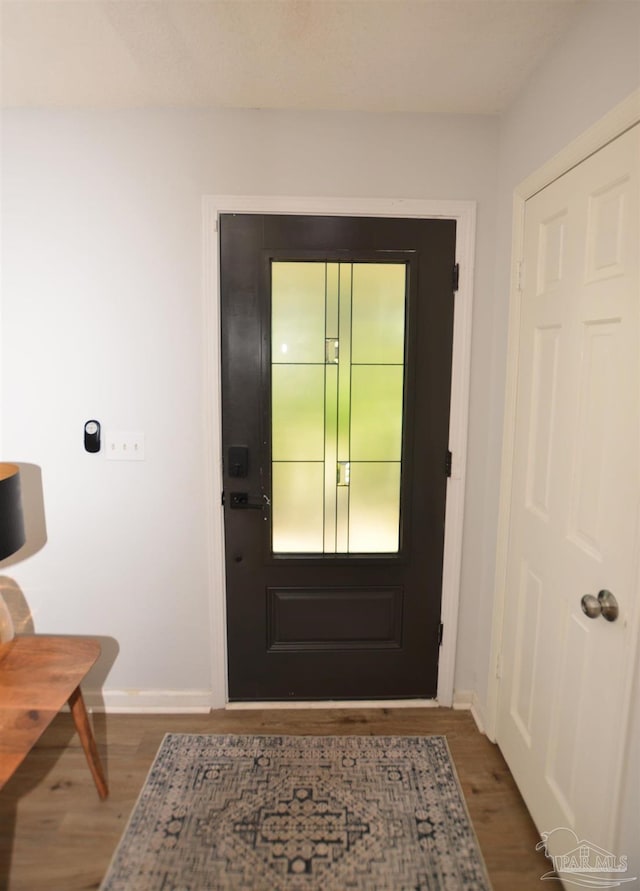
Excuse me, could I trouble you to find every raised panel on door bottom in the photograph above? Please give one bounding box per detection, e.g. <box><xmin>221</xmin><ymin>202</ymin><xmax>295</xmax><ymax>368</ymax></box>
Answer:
<box><xmin>267</xmin><ymin>587</ymin><xmax>403</xmax><ymax>651</ymax></box>
<box><xmin>510</xmin><ymin>561</ymin><xmax>543</xmax><ymax>748</ymax></box>
<box><xmin>544</xmin><ymin>609</ymin><xmax>589</xmax><ymax>825</ymax></box>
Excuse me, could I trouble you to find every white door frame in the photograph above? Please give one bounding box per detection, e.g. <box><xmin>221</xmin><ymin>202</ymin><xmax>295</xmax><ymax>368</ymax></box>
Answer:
<box><xmin>202</xmin><ymin>195</ymin><xmax>476</xmax><ymax>708</ymax></box>
<box><xmin>486</xmin><ymin>90</ymin><xmax>640</xmax><ymax>747</ymax></box>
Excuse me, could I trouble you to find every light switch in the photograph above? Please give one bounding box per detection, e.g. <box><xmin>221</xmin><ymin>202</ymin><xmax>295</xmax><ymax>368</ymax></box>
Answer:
<box><xmin>105</xmin><ymin>431</ymin><xmax>145</xmax><ymax>461</ymax></box>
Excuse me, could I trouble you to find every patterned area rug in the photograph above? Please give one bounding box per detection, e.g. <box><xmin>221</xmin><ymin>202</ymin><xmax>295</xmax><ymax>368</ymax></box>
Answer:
<box><xmin>100</xmin><ymin>734</ymin><xmax>491</xmax><ymax>891</ymax></box>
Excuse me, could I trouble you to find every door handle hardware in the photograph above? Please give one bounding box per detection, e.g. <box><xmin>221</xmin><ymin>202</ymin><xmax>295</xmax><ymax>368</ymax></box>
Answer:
<box><xmin>229</xmin><ymin>492</ymin><xmax>268</xmax><ymax>510</ymax></box>
<box><xmin>580</xmin><ymin>589</ymin><xmax>619</xmax><ymax>622</ymax></box>
<box><xmin>228</xmin><ymin>446</ymin><xmax>249</xmax><ymax>478</ymax></box>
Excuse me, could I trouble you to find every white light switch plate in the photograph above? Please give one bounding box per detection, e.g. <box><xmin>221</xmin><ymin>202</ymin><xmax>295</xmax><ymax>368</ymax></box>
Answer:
<box><xmin>105</xmin><ymin>431</ymin><xmax>145</xmax><ymax>461</ymax></box>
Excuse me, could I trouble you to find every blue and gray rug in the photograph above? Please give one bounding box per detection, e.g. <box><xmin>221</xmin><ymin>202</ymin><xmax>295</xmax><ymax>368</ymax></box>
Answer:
<box><xmin>100</xmin><ymin>733</ymin><xmax>491</xmax><ymax>890</ymax></box>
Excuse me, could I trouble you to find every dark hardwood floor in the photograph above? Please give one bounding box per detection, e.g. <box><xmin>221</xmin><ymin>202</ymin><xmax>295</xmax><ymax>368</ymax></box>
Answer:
<box><xmin>0</xmin><ymin>707</ymin><xmax>550</xmax><ymax>890</ymax></box>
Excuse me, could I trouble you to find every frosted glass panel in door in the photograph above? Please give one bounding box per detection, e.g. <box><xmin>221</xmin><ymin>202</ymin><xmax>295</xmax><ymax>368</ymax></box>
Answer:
<box><xmin>348</xmin><ymin>463</ymin><xmax>402</xmax><ymax>553</ymax></box>
<box><xmin>272</xmin><ymin>462</ymin><xmax>324</xmax><ymax>553</ymax></box>
<box><xmin>352</xmin><ymin>264</ymin><xmax>406</xmax><ymax>363</ymax></box>
<box><xmin>271</xmin><ymin>260</ymin><xmax>406</xmax><ymax>554</ymax></box>
<box><xmin>272</xmin><ymin>263</ymin><xmax>326</xmax><ymax>363</ymax></box>
<box><xmin>272</xmin><ymin>365</ymin><xmax>325</xmax><ymax>461</ymax></box>
<box><xmin>350</xmin><ymin>365</ymin><xmax>404</xmax><ymax>461</ymax></box>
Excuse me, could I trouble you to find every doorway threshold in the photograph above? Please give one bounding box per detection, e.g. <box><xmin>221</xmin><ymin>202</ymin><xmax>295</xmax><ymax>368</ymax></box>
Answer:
<box><xmin>225</xmin><ymin>699</ymin><xmax>440</xmax><ymax>710</ymax></box>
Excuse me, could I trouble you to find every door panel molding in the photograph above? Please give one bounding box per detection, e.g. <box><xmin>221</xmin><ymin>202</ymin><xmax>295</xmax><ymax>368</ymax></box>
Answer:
<box><xmin>203</xmin><ymin>195</ymin><xmax>476</xmax><ymax>708</ymax></box>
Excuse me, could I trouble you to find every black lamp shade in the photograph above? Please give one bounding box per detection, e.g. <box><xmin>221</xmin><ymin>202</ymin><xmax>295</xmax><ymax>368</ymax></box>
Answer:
<box><xmin>0</xmin><ymin>464</ymin><xmax>25</xmax><ymax>561</ymax></box>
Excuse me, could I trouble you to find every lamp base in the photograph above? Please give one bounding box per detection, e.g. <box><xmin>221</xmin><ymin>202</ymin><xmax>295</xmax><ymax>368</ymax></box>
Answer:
<box><xmin>0</xmin><ymin>593</ymin><xmax>15</xmax><ymax>643</ymax></box>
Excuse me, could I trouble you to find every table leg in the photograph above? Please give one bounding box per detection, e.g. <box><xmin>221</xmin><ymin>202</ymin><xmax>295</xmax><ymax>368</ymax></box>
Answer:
<box><xmin>67</xmin><ymin>685</ymin><xmax>109</xmax><ymax>799</ymax></box>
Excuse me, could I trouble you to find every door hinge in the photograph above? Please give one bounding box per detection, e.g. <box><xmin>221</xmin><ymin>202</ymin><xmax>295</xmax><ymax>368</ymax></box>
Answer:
<box><xmin>516</xmin><ymin>259</ymin><xmax>524</xmax><ymax>292</ymax></box>
<box><xmin>445</xmin><ymin>449</ymin><xmax>453</xmax><ymax>478</ymax></box>
<box><xmin>452</xmin><ymin>263</ymin><xmax>460</xmax><ymax>292</ymax></box>
<box><xmin>438</xmin><ymin>623</ymin><xmax>444</xmax><ymax>647</ymax></box>
<box><xmin>221</xmin><ymin>490</ymin><xmax>225</xmax><ymax>506</ymax></box>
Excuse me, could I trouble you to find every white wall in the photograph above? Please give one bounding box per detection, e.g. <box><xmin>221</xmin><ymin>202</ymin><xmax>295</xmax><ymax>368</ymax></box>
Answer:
<box><xmin>0</xmin><ymin>108</ymin><xmax>498</xmax><ymax>705</ymax></box>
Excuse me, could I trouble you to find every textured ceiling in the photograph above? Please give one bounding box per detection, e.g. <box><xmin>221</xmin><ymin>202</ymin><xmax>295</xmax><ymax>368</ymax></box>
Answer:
<box><xmin>1</xmin><ymin>0</ymin><xmax>586</xmax><ymax>113</ymax></box>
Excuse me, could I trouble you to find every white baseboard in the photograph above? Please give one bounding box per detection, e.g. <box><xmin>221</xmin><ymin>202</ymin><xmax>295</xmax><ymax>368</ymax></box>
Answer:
<box><xmin>452</xmin><ymin>689</ymin><xmax>474</xmax><ymax>708</ymax></box>
<box><xmin>225</xmin><ymin>699</ymin><xmax>440</xmax><ymax>711</ymax></box>
<box><xmin>452</xmin><ymin>690</ymin><xmax>487</xmax><ymax>735</ymax></box>
<box><xmin>83</xmin><ymin>689</ymin><xmax>213</xmax><ymax>714</ymax></box>
<box><xmin>81</xmin><ymin>692</ymin><xmax>443</xmax><ymax>713</ymax></box>
<box><xmin>80</xmin><ymin>690</ymin><xmax>488</xmax><ymax>722</ymax></box>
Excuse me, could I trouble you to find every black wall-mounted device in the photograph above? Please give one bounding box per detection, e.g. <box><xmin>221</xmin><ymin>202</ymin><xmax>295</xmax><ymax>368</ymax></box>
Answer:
<box><xmin>84</xmin><ymin>419</ymin><xmax>101</xmax><ymax>453</ymax></box>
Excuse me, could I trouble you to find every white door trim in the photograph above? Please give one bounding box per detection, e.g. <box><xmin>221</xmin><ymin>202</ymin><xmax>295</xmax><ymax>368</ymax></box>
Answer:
<box><xmin>486</xmin><ymin>89</ymin><xmax>640</xmax><ymax>743</ymax></box>
<box><xmin>202</xmin><ymin>195</ymin><xmax>477</xmax><ymax>708</ymax></box>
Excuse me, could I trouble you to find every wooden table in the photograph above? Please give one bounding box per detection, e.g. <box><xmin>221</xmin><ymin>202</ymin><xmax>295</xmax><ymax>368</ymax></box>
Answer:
<box><xmin>0</xmin><ymin>635</ymin><xmax>108</xmax><ymax>798</ymax></box>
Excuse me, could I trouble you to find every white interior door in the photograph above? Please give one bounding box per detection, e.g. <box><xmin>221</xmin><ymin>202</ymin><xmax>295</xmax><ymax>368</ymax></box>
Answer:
<box><xmin>496</xmin><ymin>125</ymin><xmax>639</xmax><ymax>864</ymax></box>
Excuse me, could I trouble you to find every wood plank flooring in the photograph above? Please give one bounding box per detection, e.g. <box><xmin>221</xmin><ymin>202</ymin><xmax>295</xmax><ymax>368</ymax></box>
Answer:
<box><xmin>0</xmin><ymin>708</ymin><xmax>550</xmax><ymax>890</ymax></box>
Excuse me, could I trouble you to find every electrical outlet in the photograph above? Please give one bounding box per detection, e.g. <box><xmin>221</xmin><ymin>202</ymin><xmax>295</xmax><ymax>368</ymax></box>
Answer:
<box><xmin>105</xmin><ymin>431</ymin><xmax>145</xmax><ymax>461</ymax></box>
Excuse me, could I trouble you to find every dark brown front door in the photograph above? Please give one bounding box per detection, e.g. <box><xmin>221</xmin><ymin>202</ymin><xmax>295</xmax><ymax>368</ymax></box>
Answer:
<box><xmin>220</xmin><ymin>214</ymin><xmax>456</xmax><ymax>700</ymax></box>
